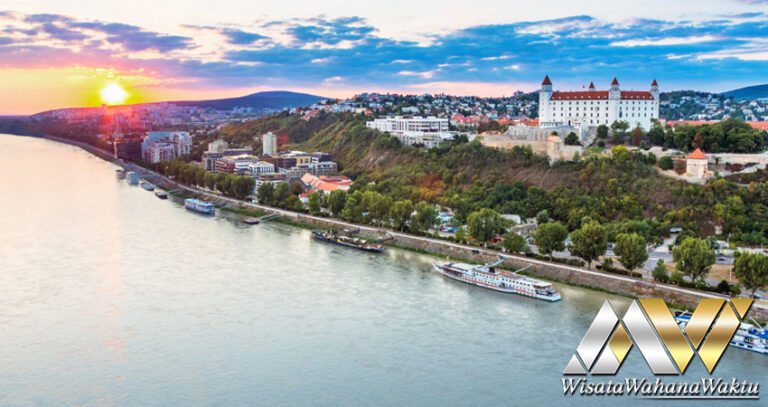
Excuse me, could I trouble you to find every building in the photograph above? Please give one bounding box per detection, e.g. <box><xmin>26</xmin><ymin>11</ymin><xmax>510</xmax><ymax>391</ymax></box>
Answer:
<box><xmin>263</xmin><ymin>132</ymin><xmax>277</xmax><ymax>156</ymax></box>
<box><xmin>538</xmin><ymin>76</ymin><xmax>659</xmax><ymax>130</ymax></box>
<box><xmin>248</xmin><ymin>161</ymin><xmax>275</xmax><ymax>175</ymax></box>
<box><xmin>366</xmin><ymin>116</ymin><xmax>450</xmax><ymax>146</ymax></box>
<box><xmin>113</xmin><ymin>137</ymin><xmax>143</xmax><ymax>161</ymax></box>
<box><xmin>144</xmin><ymin>142</ymin><xmax>177</xmax><ymax>163</ymax></box>
<box><xmin>300</xmin><ymin>174</ymin><xmax>353</xmax><ymax>195</ymax></box>
<box><xmin>214</xmin><ymin>154</ymin><xmax>258</xmax><ymax>174</ymax></box>
<box><xmin>140</xmin><ymin>131</ymin><xmax>192</xmax><ymax>163</ymax></box>
<box><xmin>202</xmin><ymin>148</ymin><xmax>252</xmax><ymax>171</ymax></box>
<box><xmin>685</xmin><ymin>148</ymin><xmax>713</xmax><ymax>182</ymax></box>
<box><xmin>208</xmin><ymin>139</ymin><xmax>229</xmax><ymax>153</ymax></box>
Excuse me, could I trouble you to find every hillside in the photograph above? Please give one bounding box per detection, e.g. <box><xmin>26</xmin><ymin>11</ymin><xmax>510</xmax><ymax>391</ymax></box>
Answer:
<box><xmin>203</xmin><ymin>113</ymin><xmax>768</xmax><ymax>246</ymax></box>
<box><xmin>172</xmin><ymin>91</ymin><xmax>327</xmax><ymax>111</ymax></box>
<box><xmin>722</xmin><ymin>84</ymin><xmax>768</xmax><ymax>100</ymax></box>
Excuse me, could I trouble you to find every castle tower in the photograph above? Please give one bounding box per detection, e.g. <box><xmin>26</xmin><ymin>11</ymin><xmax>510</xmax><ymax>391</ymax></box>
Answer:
<box><xmin>588</xmin><ymin>82</ymin><xmax>595</xmax><ymax>91</ymax></box>
<box><xmin>650</xmin><ymin>79</ymin><xmax>660</xmax><ymax>100</ymax></box>
<box><xmin>609</xmin><ymin>78</ymin><xmax>621</xmax><ymax>99</ymax></box>
<box><xmin>539</xmin><ymin>75</ymin><xmax>553</xmax><ymax>124</ymax></box>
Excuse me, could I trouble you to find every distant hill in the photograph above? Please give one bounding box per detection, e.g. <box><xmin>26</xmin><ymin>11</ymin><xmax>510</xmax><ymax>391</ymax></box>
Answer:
<box><xmin>722</xmin><ymin>84</ymin><xmax>768</xmax><ymax>100</ymax></box>
<box><xmin>172</xmin><ymin>90</ymin><xmax>327</xmax><ymax>111</ymax></box>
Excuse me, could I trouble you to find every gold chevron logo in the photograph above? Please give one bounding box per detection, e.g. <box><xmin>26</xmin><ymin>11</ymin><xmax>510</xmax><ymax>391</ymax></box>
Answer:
<box><xmin>563</xmin><ymin>298</ymin><xmax>753</xmax><ymax>375</ymax></box>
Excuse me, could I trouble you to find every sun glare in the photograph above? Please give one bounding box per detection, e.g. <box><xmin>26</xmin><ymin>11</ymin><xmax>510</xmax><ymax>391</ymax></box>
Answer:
<box><xmin>99</xmin><ymin>83</ymin><xmax>130</xmax><ymax>105</ymax></box>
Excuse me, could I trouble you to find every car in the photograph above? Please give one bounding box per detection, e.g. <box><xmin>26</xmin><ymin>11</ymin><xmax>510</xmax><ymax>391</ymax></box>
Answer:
<box><xmin>718</xmin><ymin>256</ymin><xmax>726</xmax><ymax>261</ymax></box>
<box><xmin>752</xmin><ymin>293</ymin><xmax>763</xmax><ymax>300</ymax></box>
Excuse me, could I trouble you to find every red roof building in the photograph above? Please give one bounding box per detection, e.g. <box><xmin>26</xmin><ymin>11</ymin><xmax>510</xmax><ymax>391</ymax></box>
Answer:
<box><xmin>687</xmin><ymin>148</ymin><xmax>707</xmax><ymax>160</ymax></box>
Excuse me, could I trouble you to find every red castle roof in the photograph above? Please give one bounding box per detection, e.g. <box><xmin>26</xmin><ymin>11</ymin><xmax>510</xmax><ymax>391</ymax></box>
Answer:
<box><xmin>611</xmin><ymin>78</ymin><xmax>620</xmax><ymax>86</ymax></box>
<box><xmin>549</xmin><ymin>90</ymin><xmax>653</xmax><ymax>100</ymax></box>
<box><xmin>651</xmin><ymin>79</ymin><xmax>658</xmax><ymax>86</ymax></box>
<box><xmin>588</xmin><ymin>82</ymin><xmax>595</xmax><ymax>89</ymax></box>
<box><xmin>542</xmin><ymin>75</ymin><xmax>552</xmax><ymax>85</ymax></box>
<box><xmin>687</xmin><ymin>148</ymin><xmax>707</xmax><ymax>160</ymax></box>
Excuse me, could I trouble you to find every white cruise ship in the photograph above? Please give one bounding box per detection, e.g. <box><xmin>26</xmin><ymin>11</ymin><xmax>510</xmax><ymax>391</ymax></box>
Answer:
<box><xmin>676</xmin><ymin>311</ymin><xmax>768</xmax><ymax>355</ymax></box>
<box><xmin>433</xmin><ymin>258</ymin><xmax>561</xmax><ymax>301</ymax></box>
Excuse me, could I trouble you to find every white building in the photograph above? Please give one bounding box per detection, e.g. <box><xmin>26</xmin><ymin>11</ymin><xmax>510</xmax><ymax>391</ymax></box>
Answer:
<box><xmin>263</xmin><ymin>132</ymin><xmax>277</xmax><ymax>156</ymax></box>
<box><xmin>366</xmin><ymin>116</ymin><xmax>450</xmax><ymax>147</ymax></box>
<box><xmin>141</xmin><ymin>131</ymin><xmax>191</xmax><ymax>162</ymax></box>
<box><xmin>248</xmin><ymin>161</ymin><xmax>275</xmax><ymax>175</ymax></box>
<box><xmin>538</xmin><ymin>76</ymin><xmax>659</xmax><ymax>130</ymax></box>
<box><xmin>144</xmin><ymin>142</ymin><xmax>177</xmax><ymax>163</ymax></box>
<box><xmin>208</xmin><ymin>139</ymin><xmax>229</xmax><ymax>153</ymax></box>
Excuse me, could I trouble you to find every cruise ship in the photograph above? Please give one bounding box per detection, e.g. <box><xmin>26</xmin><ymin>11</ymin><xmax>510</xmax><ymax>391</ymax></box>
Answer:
<box><xmin>675</xmin><ymin>311</ymin><xmax>768</xmax><ymax>355</ymax></box>
<box><xmin>433</xmin><ymin>258</ymin><xmax>561</xmax><ymax>301</ymax></box>
<box><xmin>184</xmin><ymin>198</ymin><xmax>215</xmax><ymax>215</ymax></box>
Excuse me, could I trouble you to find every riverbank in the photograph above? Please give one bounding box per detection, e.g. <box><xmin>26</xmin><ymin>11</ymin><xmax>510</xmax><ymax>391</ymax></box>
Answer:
<box><xmin>43</xmin><ymin>134</ymin><xmax>768</xmax><ymax>321</ymax></box>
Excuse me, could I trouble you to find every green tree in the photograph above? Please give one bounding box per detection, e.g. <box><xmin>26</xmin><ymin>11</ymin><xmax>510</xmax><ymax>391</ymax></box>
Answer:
<box><xmin>672</xmin><ymin>237</ymin><xmax>716</xmax><ymax>283</ymax></box>
<box><xmin>308</xmin><ymin>191</ymin><xmax>321</xmax><ymax>215</ymax></box>
<box><xmin>293</xmin><ymin>197</ymin><xmax>305</xmax><ymax>212</ymax></box>
<box><xmin>411</xmin><ymin>202</ymin><xmax>438</xmax><ymax>234</ymax></box>
<box><xmin>570</xmin><ymin>220</ymin><xmax>607</xmax><ymax>269</ymax></box>
<box><xmin>204</xmin><ymin>172</ymin><xmax>216</xmax><ymax>191</ymax></box>
<box><xmin>502</xmin><ymin>231</ymin><xmax>527</xmax><ymax>254</ymax></box>
<box><xmin>615</xmin><ymin>233</ymin><xmax>648</xmax><ymax>273</ymax></box>
<box><xmin>341</xmin><ymin>196</ymin><xmax>363</xmax><ymax>222</ymax></box>
<box><xmin>291</xmin><ymin>180</ymin><xmax>305</xmax><ymax>196</ymax></box>
<box><xmin>454</xmin><ymin>227</ymin><xmax>467</xmax><ymax>243</ymax></box>
<box><xmin>327</xmin><ymin>189</ymin><xmax>347</xmax><ymax>217</ymax></box>
<box><xmin>467</xmin><ymin>208</ymin><xmax>504</xmax><ymax>243</ymax></box>
<box><xmin>274</xmin><ymin>182</ymin><xmax>292</xmax><ymax>208</ymax></box>
<box><xmin>658</xmin><ymin>156</ymin><xmax>673</xmax><ymax>170</ymax></box>
<box><xmin>257</xmin><ymin>182</ymin><xmax>275</xmax><ymax>205</ymax></box>
<box><xmin>733</xmin><ymin>252</ymin><xmax>768</xmax><ymax>296</ymax></box>
<box><xmin>597</xmin><ymin>124</ymin><xmax>609</xmax><ymax>139</ymax></box>
<box><xmin>652</xmin><ymin>259</ymin><xmax>670</xmax><ymax>282</ymax></box>
<box><xmin>534</xmin><ymin>222</ymin><xmax>568</xmax><ymax>260</ymax></box>
<box><xmin>390</xmin><ymin>200</ymin><xmax>414</xmax><ymax>231</ymax></box>
<box><xmin>564</xmin><ymin>132</ymin><xmax>580</xmax><ymax>146</ymax></box>
<box><xmin>536</xmin><ymin>209</ymin><xmax>550</xmax><ymax>224</ymax></box>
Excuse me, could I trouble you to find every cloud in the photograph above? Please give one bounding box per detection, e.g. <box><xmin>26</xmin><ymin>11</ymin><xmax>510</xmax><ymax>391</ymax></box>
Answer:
<box><xmin>1</xmin><ymin>10</ymin><xmax>768</xmax><ymax>95</ymax></box>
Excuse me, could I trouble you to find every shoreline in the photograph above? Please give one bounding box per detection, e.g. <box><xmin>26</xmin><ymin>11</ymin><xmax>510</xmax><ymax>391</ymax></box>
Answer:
<box><xmin>36</xmin><ymin>134</ymin><xmax>768</xmax><ymax>320</ymax></box>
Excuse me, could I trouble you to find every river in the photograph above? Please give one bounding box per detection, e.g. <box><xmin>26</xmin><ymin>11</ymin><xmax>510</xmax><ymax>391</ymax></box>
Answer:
<box><xmin>0</xmin><ymin>135</ymin><xmax>765</xmax><ymax>406</ymax></box>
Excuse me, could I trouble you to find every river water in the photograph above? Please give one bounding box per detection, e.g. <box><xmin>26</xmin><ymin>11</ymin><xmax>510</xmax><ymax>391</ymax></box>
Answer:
<box><xmin>0</xmin><ymin>135</ymin><xmax>765</xmax><ymax>406</ymax></box>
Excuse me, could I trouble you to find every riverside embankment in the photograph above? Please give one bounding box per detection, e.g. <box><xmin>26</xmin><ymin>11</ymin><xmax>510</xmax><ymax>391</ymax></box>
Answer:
<box><xmin>45</xmin><ymin>135</ymin><xmax>768</xmax><ymax>320</ymax></box>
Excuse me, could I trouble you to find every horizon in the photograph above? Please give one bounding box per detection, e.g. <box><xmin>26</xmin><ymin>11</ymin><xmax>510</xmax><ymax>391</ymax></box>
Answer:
<box><xmin>1</xmin><ymin>0</ymin><xmax>768</xmax><ymax>114</ymax></box>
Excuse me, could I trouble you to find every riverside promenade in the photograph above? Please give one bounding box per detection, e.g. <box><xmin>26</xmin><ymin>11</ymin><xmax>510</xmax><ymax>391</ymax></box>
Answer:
<box><xmin>45</xmin><ymin>135</ymin><xmax>768</xmax><ymax>320</ymax></box>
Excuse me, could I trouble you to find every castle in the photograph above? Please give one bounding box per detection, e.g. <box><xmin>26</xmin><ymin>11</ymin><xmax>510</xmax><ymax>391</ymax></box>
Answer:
<box><xmin>538</xmin><ymin>76</ymin><xmax>660</xmax><ymax>131</ymax></box>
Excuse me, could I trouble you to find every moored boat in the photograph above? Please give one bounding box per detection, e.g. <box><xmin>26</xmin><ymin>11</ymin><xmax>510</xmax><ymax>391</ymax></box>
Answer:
<box><xmin>184</xmin><ymin>198</ymin><xmax>215</xmax><ymax>215</ymax></box>
<box><xmin>126</xmin><ymin>171</ymin><xmax>139</xmax><ymax>185</ymax></box>
<box><xmin>432</xmin><ymin>258</ymin><xmax>561</xmax><ymax>301</ymax></box>
<box><xmin>115</xmin><ymin>169</ymin><xmax>125</xmax><ymax>179</ymax></box>
<box><xmin>675</xmin><ymin>311</ymin><xmax>768</xmax><ymax>355</ymax></box>
<box><xmin>243</xmin><ymin>217</ymin><xmax>260</xmax><ymax>224</ymax></box>
<box><xmin>140</xmin><ymin>181</ymin><xmax>155</xmax><ymax>191</ymax></box>
<box><xmin>154</xmin><ymin>190</ymin><xmax>168</xmax><ymax>199</ymax></box>
<box><xmin>311</xmin><ymin>230</ymin><xmax>385</xmax><ymax>252</ymax></box>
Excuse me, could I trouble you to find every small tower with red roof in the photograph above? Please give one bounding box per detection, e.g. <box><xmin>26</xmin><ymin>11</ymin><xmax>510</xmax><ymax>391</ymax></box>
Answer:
<box><xmin>650</xmin><ymin>79</ymin><xmax>659</xmax><ymax>100</ymax></box>
<box><xmin>588</xmin><ymin>82</ymin><xmax>595</xmax><ymax>91</ymax></box>
<box><xmin>539</xmin><ymin>75</ymin><xmax>553</xmax><ymax>124</ymax></box>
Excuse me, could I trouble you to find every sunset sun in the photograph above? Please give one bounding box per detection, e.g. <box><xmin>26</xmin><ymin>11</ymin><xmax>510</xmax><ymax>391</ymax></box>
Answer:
<box><xmin>99</xmin><ymin>82</ymin><xmax>129</xmax><ymax>105</ymax></box>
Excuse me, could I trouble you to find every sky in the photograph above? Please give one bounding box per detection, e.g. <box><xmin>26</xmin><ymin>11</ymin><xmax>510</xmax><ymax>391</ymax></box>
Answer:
<box><xmin>1</xmin><ymin>0</ymin><xmax>768</xmax><ymax>114</ymax></box>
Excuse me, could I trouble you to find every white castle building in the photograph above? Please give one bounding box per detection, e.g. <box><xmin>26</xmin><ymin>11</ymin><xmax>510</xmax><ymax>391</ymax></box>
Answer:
<box><xmin>538</xmin><ymin>76</ymin><xmax>659</xmax><ymax>130</ymax></box>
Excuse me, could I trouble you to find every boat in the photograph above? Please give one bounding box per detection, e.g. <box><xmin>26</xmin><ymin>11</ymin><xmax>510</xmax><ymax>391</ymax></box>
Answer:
<box><xmin>115</xmin><ymin>169</ymin><xmax>125</xmax><ymax>179</ymax></box>
<box><xmin>311</xmin><ymin>230</ymin><xmax>385</xmax><ymax>252</ymax></box>
<box><xmin>126</xmin><ymin>171</ymin><xmax>139</xmax><ymax>185</ymax></box>
<box><xmin>154</xmin><ymin>190</ymin><xmax>168</xmax><ymax>199</ymax></box>
<box><xmin>140</xmin><ymin>181</ymin><xmax>155</xmax><ymax>191</ymax></box>
<box><xmin>184</xmin><ymin>198</ymin><xmax>215</xmax><ymax>215</ymax></box>
<box><xmin>675</xmin><ymin>311</ymin><xmax>768</xmax><ymax>355</ymax></box>
<box><xmin>243</xmin><ymin>217</ymin><xmax>260</xmax><ymax>224</ymax></box>
<box><xmin>432</xmin><ymin>258</ymin><xmax>561</xmax><ymax>301</ymax></box>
